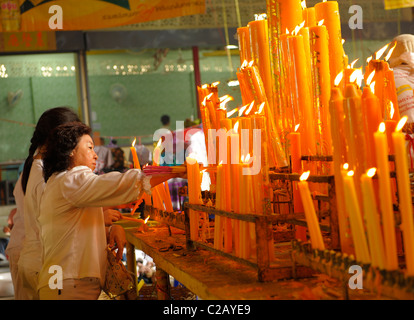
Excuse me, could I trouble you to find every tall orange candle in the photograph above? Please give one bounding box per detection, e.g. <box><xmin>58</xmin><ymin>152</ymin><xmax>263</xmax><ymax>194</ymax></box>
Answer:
<box><xmin>392</xmin><ymin>117</ymin><xmax>414</xmax><ymax>275</ymax></box>
<box><xmin>289</xmin><ymin>125</ymin><xmax>306</xmax><ymax>241</ymax></box>
<box><xmin>186</xmin><ymin>155</ymin><xmax>202</xmax><ymax>241</ymax></box>
<box><xmin>329</xmin><ymin>85</ymin><xmax>354</xmax><ymax>254</ymax></box>
<box><xmin>303</xmin><ymin>6</ymin><xmax>316</xmax><ymax>28</ymax></box>
<box><xmin>362</xmin><ymin>86</ymin><xmax>382</xmax><ymax>168</ymax></box>
<box><xmin>360</xmin><ymin>168</ymin><xmax>386</xmax><ymax>269</ymax></box>
<box><xmin>315</xmin><ymin>1</ymin><xmax>346</xmax><ymax>87</ymax></box>
<box><xmin>237</xmin><ymin>27</ymin><xmax>251</xmax><ymax>65</ymax></box>
<box><xmin>130</xmin><ymin>138</ymin><xmax>141</xmax><ymax>169</ymax></box>
<box><xmin>249</xmin><ymin>19</ymin><xmax>273</xmax><ymax>109</ymax></box>
<box><xmin>298</xmin><ymin>171</ymin><xmax>325</xmax><ymax>250</ymax></box>
<box><xmin>342</xmin><ymin>170</ymin><xmax>371</xmax><ymax>264</ymax></box>
<box><xmin>374</xmin><ymin>122</ymin><xmax>399</xmax><ymax>270</ymax></box>
<box><xmin>309</xmin><ymin>22</ymin><xmax>332</xmax><ymax>156</ymax></box>
<box><xmin>288</xmin><ymin>31</ymin><xmax>316</xmax><ymax>157</ymax></box>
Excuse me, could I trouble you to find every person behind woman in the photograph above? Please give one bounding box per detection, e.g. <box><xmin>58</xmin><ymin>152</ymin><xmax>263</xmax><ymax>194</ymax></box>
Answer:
<box><xmin>6</xmin><ymin>106</ymin><xmax>81</xmax><ymax>300</ymax></box>
<box><xmin>38</xmin><ymin>122</ymin><xmax>182</xmax><ymax>300</ymax></box>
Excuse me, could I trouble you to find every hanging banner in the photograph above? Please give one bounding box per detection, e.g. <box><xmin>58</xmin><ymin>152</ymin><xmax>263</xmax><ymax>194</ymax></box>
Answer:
<box><xmin>0</xmin><ymin>31</ymin><xmax>56</xmax><ymax>51</ymax></box>
<box><xmin>0</xmin><ymin>0</ymin><xmax>206</xmax><ymax>32</ymax></box>
<box><xmin>384</xmin><ymin>0</ymin><xmax>414</xmax><ymax>10</ymax></box>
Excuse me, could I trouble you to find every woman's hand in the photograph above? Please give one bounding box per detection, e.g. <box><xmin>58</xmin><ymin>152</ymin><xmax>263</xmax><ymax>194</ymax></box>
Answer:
<box><xmin>103</xmin><ymin>208</ymin><xmax>122</xmax><ymax>226</ymax></box>
<box><xmin>107</xmin><ymin>225</ymin><xmax>127</xmax><ymax>260</ymax></box>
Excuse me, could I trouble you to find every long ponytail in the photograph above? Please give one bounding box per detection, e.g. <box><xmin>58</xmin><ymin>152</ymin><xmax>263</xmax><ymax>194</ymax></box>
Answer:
<box><xmin>21</xmin><ymin>107</ymin><xmax>80</xmax><ymax>194</ymax></box>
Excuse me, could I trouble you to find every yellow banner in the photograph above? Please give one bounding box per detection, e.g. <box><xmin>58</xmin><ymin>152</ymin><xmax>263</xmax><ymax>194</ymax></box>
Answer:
<box><xmin>384</xmin><ymin>0</ymin><xmax>414</xmax><ymax>10</ymax></box>
<box><xmin>0</xmin><ymin>0</ymin><xmax>206</xmax><ymax>32</ymax></box>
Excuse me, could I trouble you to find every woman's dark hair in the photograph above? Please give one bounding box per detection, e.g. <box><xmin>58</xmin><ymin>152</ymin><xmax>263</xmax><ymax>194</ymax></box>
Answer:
<box><xmin>21</xmin><ymin>107</ymin><xmax>80</xmax><ymax>194</ymax></box>
<box><xmin>43</xmin><ymin>122</ymin><xmax>92</xmax><ymax>182</ymax></box>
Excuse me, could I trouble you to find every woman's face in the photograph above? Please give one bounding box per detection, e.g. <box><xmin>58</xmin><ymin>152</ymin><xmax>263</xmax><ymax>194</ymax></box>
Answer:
<box><xmin>70</xmin><ymin>134</ymin><xmax>98</xmax><ymax>171</ymax></box>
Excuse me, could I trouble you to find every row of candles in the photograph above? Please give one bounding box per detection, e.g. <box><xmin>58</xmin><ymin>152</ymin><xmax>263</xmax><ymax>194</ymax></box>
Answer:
<box><xmin>182</xmin><ymin>0</ymin><xmax>414</xmax><ymax>274</ymax></box>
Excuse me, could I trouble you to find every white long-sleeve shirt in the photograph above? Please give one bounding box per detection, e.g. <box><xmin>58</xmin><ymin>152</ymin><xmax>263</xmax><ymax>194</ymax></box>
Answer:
<box><xmin>18</xmin><ymin>159</ymin><xmax>44</xmax><ymax>274</ymax></box>
<box><xmin>37</xmin><ymin>166</ymin><xmax>151</xmax><ymax>290</ymax></box>
<box><xmin>5</xmin><ymin>174</ymin><xmax>25</xmax><ymax>255</ymax></box>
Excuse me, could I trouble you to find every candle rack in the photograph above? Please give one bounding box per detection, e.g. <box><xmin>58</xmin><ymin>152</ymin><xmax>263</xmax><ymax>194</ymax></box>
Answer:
<box><xmin>270</xmin><ymin>154</ymin><xmax>340</xmax><ymax>249</ymax></box>
<box><xmin>291</xmin><ymin>239</ymin><xmax>414</xmax><ymax>300</ymax></box>
<box><xmin>183</xmin><ymin>202</ymin><xmax>315</xmax><ymax>282</ymax></box>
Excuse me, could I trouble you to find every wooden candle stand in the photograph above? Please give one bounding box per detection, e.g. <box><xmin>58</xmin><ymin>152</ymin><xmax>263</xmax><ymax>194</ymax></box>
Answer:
<box><xmin>291</xmin><ymin>240</ymin><xmax>414</xmax><ymax>300</ymax></box>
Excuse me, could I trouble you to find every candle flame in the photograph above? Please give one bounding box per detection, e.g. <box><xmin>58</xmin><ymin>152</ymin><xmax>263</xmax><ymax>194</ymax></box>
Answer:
<box><xmin>219</xmin><ymin>95</ymin><xmax>233</xmax><ymax>109</ymax></box>
<box><xmin>245</xmin><ymin>101</ymin><xmax>254</xmax><ymax>115</ymax></box>
<box><xmin>366</xmin><ymin>56</ymin><xmax>373</xmax><ymax>64</ymax></box>
<box><xmin>367</xmin><ymin>168</ymin><xmax>376</xmax><ymax>178</ymax></box>
<box><xmin>244</xmin><ymin>153</ymin><xmax>251</xmax><ymax>163</ymax></box>
<box><xmin>293</xmin><ymin>21</ymin><xmax>305</xmax><ymax>35</ymax></box>
<box><xmin>241</xmin><ymin>60</ymin><xmax>248</xmax><ymax>68</ymax></box>
<box><xmin>234</xmin><ymin>121</ymin><xmax>239</xmax><ymax>133</ymax></box>
<box><xmin>256</xmin><ymin>102</ymin><xmax>265</xmax><ymax>114</ymax></box>
<box><xmin>369</xmin><ymin>81</ymin><xmax>376</xmax><ymax>94</ymax></box>
<box><xmin>334</xmin><ymin>71</ymin><xmax>344</xmax><ymax>87</ymax></box>
<box><xmin>248</xmin><ymin>60</ymin><xmax>254</xmax><ymax>67</ymax></box>
<box><xmin>144</xmin><ymin>216</ymin><xmax>150</xmax><ymax>224</ymax></box>
<box><xmin>254</xmin><ymin>13</ymin><xmax>267</xmax><ymax>21</ymax></box>
<box><xmin>317</xmin><ymin>19</ymin><xmax>324</xmax><ymax>26</ymax></box>
<box><xmin>356</xmin><ymin>68</ymin><xmax>363</xmax><ymax>88</ymax></box>
<box><xmin>301</xmin><ymin>0</ymin><xmax>307</xmax><ymax>10</ymax></box>
<box><xmin>227</xmin><ymin>108</ymin><xmax>238</xmax><ymax>117</ymax></box>
<box><xmin>240</xmin><ymin>154</ymin><xmax>244</xmax><ymax>163</ymax></box>
<box><xmin>385</xmin><ymin>42</ymin><xmax>397</xmax><ymax>61</ymax></box>
<box><xmin>379</xmin><ymin>122</ymin><xmax>385</xmax><ymax>133</ymax></box>
<box><xmin>300</xmin><ymin>171</ymin><xmax>310</xmax><ymax>181</ymax></box>
<box><xmin>201</xmin><ymin>84</ymin><xmax>208</xmax><ymax>89</ymax></box>
<box><xmin>156</xmin><ymin>138</ymin><xmax>162</xmax><ymax>148</ymax></box>
<box><xmin>375</xmin><ymin>43</ymin><xmax>390</xmax><ymax>60</ymax></box>
<box><xmin>349</xmin><ymin>69</ymin><xmax>360</xmax><ymax>83</ymax></box>
<box><xmin>238</xmin><ymin>104</ymin><xmax>249</xmax><ymax>116</ymax></box>
<box><xmin>396</xmin><ymin>116</ymin><xmax>408</xmax><ymax>132</ymax></box>
<box><xmin>206</xmin><ymin>92</ymin><xmax>214</xmax><ymax>100</ymax></box>
<box><xmin>295</xmin><ymin>124</ymin><xmax>300</xmax><ymax>132</ymax></box>
<box><xmin>342</xmin><ymin>39</ymin><xmax>345</xmax><ymax>45</ymax></box>
<box><xmin>366</xmin><ymin>70</ymin><xmax>375</xmax><ymax>85</ymax></box>
<box><xmin>349</xmin><ymin>58</ymin><xmax>359</xmax><ymax>69</ymax></box>
<box><xmin>343</xmin><ymin>163</ymin><xmax>349</xmax><ymax>170</ymax></box>
<box><xmin>389</xmin><ymin>101</ymin><xmax>395</xmax><ymax>119</ymax></box>
<box><xmin>218</xmin><ymin>160</ymin><xmax>223</xmax><ymax>166</ymax></box>
<box><xmin>347</xmin><ymin>170</ymin><xmax>355</xmax><ymax>177</ymax></box>
<box><xmin>211</xmin><ymin>81</ymin><xmax>220</xmax><ymax>87</ymax></box>
<box><xmin>285</xmin><ymin>28</ymin><xmax>290</xmax><ymax>35</ymax></box>
<box><xmin>131</xmin><ymin>137</ymin><xmax>136</xmax><ymax>147</ymax></box>
<box><xmin>201</xmin><ymin>96</ymin><xmax>207</xmax><ymax>106</ymax></box>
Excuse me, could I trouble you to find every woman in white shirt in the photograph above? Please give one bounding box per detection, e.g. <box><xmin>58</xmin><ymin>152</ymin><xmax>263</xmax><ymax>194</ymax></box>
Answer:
<box><xmin>6</xmin><ymin>107</ymin><xmax>81</xmax><ymax>300</ymax></box>
<box><xmin>38</xmin><ymin>122</ymin><xmax>180</xmax><ymax>299</ymax></box>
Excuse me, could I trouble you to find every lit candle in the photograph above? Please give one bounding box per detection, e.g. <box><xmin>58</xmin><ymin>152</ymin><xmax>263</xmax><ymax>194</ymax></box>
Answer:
<box><xmin>392</xmin><ymin>116</ymin><xmax>414</xmax><ymax>275</ymax></box>
<box><xmin>315</xmin><ymin>0</ymin><xmax>346</xmax><ymax>87</ymax></box>
<box><xmin>374</xmin><ymin>122</ymin><xmax>398</xmax><ymax>270</ymax></box>
<box><xmin>329</xmin><ymin>82</ymin><xmax>354</xmax><ymax>254</ymax></box>
<box><xmin>302</xmin><ymin>1</ymin><xmax>316</xmax><ymax>27</ymax></box>
<box><xmin>248</xmin><ymin>18</ymin><xmax>273</xmax><ymax>109</ymax></box>
<box><xmin>288</xmin><ymin>27</ymin><xmax>316</xmax><ymax>157</ymax></box>
<box><xmin>361</xmin><ymin>85</ymin><xmax>382</xmax><ymax>168</ymax></box>
<box><xmin>361</xmin><ymin>168</ymin><xmax>386</xmax><ymax>269</ymax></box>
<box><xmin>298</xmin><ymin>171</ymin><xmax>325</xmax><ymax>250</ymax></box>
<box><xmin>309</xmin><ymin>20</ymin><xmax>332</xmax><ymax>156</ymax></box>
<box><xmin>342</xmin><ymin>170</ymin><xmax>371</xmax><ymax>264</ymax></box>
<box><xmin>186</xmin><ymin>154</ymin><xmax>202</xmax><ymax>241</ymax></box>
<box><xmin>237</xmin><ymin>27</ymin><xmax>251</xmax><ymax>65</ymax></box>
<box><xmin>289</xmin><ymin>124</ymin><xmax>307</xmax><ymax>241</ymax></box>
<box><xmin>153</xmin><ymin>138</ymin><xmax>162</xmax><ymax>166</ymax></box>
<box><xmin>130</xmin><ymin>138</ymin><xmax>141</xmax><ymax>169</ymax></box>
